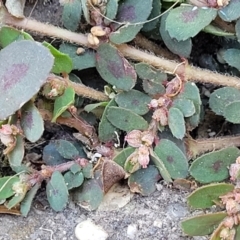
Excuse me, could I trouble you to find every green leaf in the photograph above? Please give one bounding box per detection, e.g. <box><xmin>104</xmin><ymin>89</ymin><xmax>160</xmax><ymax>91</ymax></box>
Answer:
<box><xmin>80</xmin><ymin>0</ymin><xmax>90</xmax><ymax>23</ymax></box>
<box><xmin>203</xmin><ymin>24</ymin><xmax>234</xmax><ymax>37</ymax></box>
<box><xmin>104</xmin><ymin>0</ymin><xmax>118</xmax><ymax>25</ymax></box>
<box><xmin>218</xmin><ymin>0</ymin><xmax>240</xmax><ymax>22</ymax></box>
<box><xmin>135</xmin><ymin>63</ymin><xmax>166</xmax><ymax>95</ymax></box>
<box><xmin>168</xmin><ymin>107</ymin><xmax>186</xmax><ymax>139</ymax></box>
<box><xmin>160</xmin><ymin>12</ymin><xmax>192</xmax><ymax>58</ymax></box>
<box><xmin>172</xmin><ymin>99</ymin><xmax>195</xmax><ymax>117</ymax></box>
<box><xmin>149</xmin><ymin>150</ymin><xmax>172</xmax><ymax>182</ymax></box>
<box><xmin>236</xmin><ymin>18</ymin><xmax>240</xmax><ymax>42</ymax></box>
<box><xmin>43</xmin><ymin>142</ymin><xmax>68</xmax><ymax>166</ymax></box>
<box><xmin>0</xmin><ymin>26</ymin><xmax>33</xmax><ymax>48</ymax></box>
<box><xmin>46</xmin><ymin>171</ymin><xmax>69</xmax><ymax>212</ymax></box>
<box><xmin>84</xmin><ymin>102</ymin><xmax>108</xmax><ymax>113</ymax></box>
<box><xmin>70</xmin><ymin>163</ymin><xmax>82</xmax><ymax>174</ymax></box>
<box><xmin>59</xmin><ymin>43</ymin><xmax>96</xmax><ymax>70</ymax></box>
<box><xmin>96</xmin><ymin>43</ymin><xmax>136</xmax><ymax>91</ymax></box>
<box><xmin>115</xmin><ymin>90</ymin><xmax>151</xmax><ymax>115</ymax></box>
<box><xmin>222</xmin><ymin>48</ymin><xmax>240</xmax><ymax>70</ymax></box>
<box><xmin>64</xmin><ymin>171</ymin><xmax>84</xmax><ymax>190</ymax></box>
<box><xmin>72</xmin><ymin>178</ymin><xmax>104</xmax><ymax>210</ymax></box>
<box><xmin>113</xmin><ymin>147</ymin><xmax>135</xmax><ymax>168</ymax></box>
<box><xmin>135</xmin><ymin>63</ymin><xmax>167</xmax><ymax>82</ymax></box>
<box><xmin>106</xmin><ymin>106</ymin><xmax>148</xmax><ymax>132</ymax></box>
<box><xmin>6</xmin><ymin>190</ymin><xmax>27</xmax><ymax>209</ymax></box>
<box><xmin>176</xmin><ymin>82</ymin><xmax>201</xmax><ymax>128</ymax></box>
<box><xmin>0</xmin><ymin>176</ymin><xmax>19</xmax><ymax>200</ymax></box>
<box><xmin>187</xmin><ymin>183</ymin><xmax>234</xmax><ymax>209</ymax></box>
<box><xmin>55</xmin><ymin>140</ymin><xmax>79</xmax><ymax>159</ymax></box>
<box><xmin>128</xmin><ymin>165</ymin><xmax>161</xmax><ymax>196</ymax></box>
<box><xmin>20</xmin><ymin>183</ymin><xmax>41</xmax><ymax>217</ymax></box>
<box><xmin>181</xmin><ymin>212</ymin><xmax>227</xmax><ymax>236</ymax></box>
<box><xmin>62</xmin><ymin>0</ymin><xmax>82</xmax><ymax>31</ymax></box>
<box><xmin>98</xmin><ymin>99</ymin><xmax>118</xmax><ymax>142</ymax></box>
<box><xmin>82</xmin><ymin>162</ymin><xmax>93</xmax><ymax>179</ymax></box>
<box><xmin>21</xmin><ymin>101</ymin><xmax>44</xmax><ymax>143</ymax></box>
<box><xmin>209</xmin><ymin>87</ymin><xmax>240</xmax><ymax>116</ymax></box>
<box><xmin>142</xmin><ymin>0</ymin><xmax>161</xmax><ymax>32</ymax></box>
<box><xmin>166</xmin><ymin>6</ymin><xmax>217</xmax><ymax>41</ymax></box>
<box><xmin>42</xmin><ymin>42</ymin><xmax>73</xmax><ymax>74</ymax></box>
<box><xmin>0</xmin><ymin>40</ymin><xmax>54</xmax><ymax>120</ymax></box>
<box><xmin>154</xmin><ymin>139</ymin><xmax>188</xmax><ymax>179</ymax></box>
<box><xmin>189</xmin><ymin>147</ymin><xmax>240</xmax><ymax>183</ymax></box>
<box><xmin>109</xmin><ymin>0</ymin><xmax>153</xmax><ymax>44</ymax></box>
<box><xmin>8</xmin><ymin>135</ymin><xmax>24</xmax><ymax>168</ymax></box>
<box><xmin>224</xmin><ymin>100</ymin><xmax>240</xmax><ymax>123</ymax></box>
<box><xmin>52</xmin><ymin>87</ymin><xmax>75</xmax><ymax>122</ymax></box>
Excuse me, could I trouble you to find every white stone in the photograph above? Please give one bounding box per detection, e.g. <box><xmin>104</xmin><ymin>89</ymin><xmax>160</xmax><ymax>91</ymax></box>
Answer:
<box><xmin>127</xmin><ymin>224</ymin><xmax>138</xmax><ymax>239</ymax></box>
<box><xmin>75</xmin><ymin>219</ymin><xmax>108</xmax><ymax>240</ymax></box>
<box><xmin>153</xmin><ymin>219</ymin><xmax>163</xmax><ymax>228</ymax></box>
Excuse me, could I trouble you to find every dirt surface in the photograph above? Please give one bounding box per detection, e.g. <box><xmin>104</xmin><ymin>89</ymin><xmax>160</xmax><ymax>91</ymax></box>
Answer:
<box><xmin>0</xmin><ymin>2</ymin><xmax>220</xmax><ymax>240</ymax></box>
<box><xmin>0</xmin><ymin>184</ymin><xmax>207</xmax><ymax>240</ymax></box>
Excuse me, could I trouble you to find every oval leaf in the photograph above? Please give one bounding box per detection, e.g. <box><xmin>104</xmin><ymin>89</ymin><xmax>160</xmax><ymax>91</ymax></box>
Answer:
<box><xmin>64</xmin><ymin>171</ymin><xmax>84</xmax><ymax>190</ymax></box>
<box><xmin>0</xmin><ymin>176</ymin><xmax>19</xmax><ymax>200</ymax></box>
<box><xmin>21</xmin><ymin>101</ymin><xmax>44</xmax><ymax>143</ymax></box>
<box><xmin>0</xmin><ymin>40</ymin><xmax>54</xmax><ymax>120</ymax></box>
<box><xmin>96</xmin><ymin>43</ymin><xmax>136</xmax><ymax>91</ymax></box>
<box><xmin>209</xmin><ymin>87</ymin><xmax>240</xmax><ymax>116</ymax></box>
<box><xmin>46</xmin><ymin>171</ymin><xmax>69</xmax><ymax>212</ymax></box>
<box><xmin>20</xmin><ymin>183</ymin><xmax>41</xmax><ymax>217</ymax></box>
<box><xmin>109</xmin><ymin>0</ymin><xmax>153</xmax><ymax>44</ymax></box>
<box><xmin>128</xmin><ymin>165</ymin><xmax>161</xmax><ymax>196</ymax></box>
<box><xmin>224</xmin><ymin>100</ymin><xmax>240</xmax><ymax>123</ymax></box>
<box><xmin>62</xmin><ymin>0</ymin><xmax>82</xmax><ymax>31</ymax></box>
<box><xmin>168</xmin><ymin>107</ymin><xmax>186</xmax><ymax>139</ymax></box>
<box><xmin>181</xmin><ymin>212</ymin><xmax>227</xmax><ymax>236</ymax></box>
<box><xmin>218</xmin><ymin>0</ymin><xmax>240</xmax><ymax>22</ymax></box>
<box><xmin>222</xmin><ymin>48</ymin><xmax>240</xmax><ymax>70</ymax></box>
<box><xmin>172</xmin><ymin>99</ymin><xmax>195</xmax><ymax>117</ymax></box>
<box><xmin>187</xmin><ymin>183</ymin><xmax>234</xmax><ymax>209</ymax></box>
<box><xmin>154</xmin><ymin>139</ymin><xmax>188</xmax><ymax>179</ymax></box>
<box><xmin>189</xmin><ymin>147</ymin><xmax>240</xmax><ymax>183</ymax></box>
<box><xmin>98</xmin><ymin>99</ymin><xmax>118</xmax><ymax>142</ymax></box>
<box><xmin>73</xmin><ymin>178</ymin><xmax>103</xmax><ymax>211</ymax></box>
<box><xmin>166</xmin><ymin>6</ymin><xmax>217</xmax><ymax>41</ymax></box>
<box><xmin>115</xmin><ymin>89</ymin><xmax>151</xmax><ymax>115</ymax></box>
<box><xmin>160</xmin><ymin>13</ymin><xmax>192</xmax><ymax>58</ymax></box>
<box><xmin>106</xmin><ymin>106</ymin><xmax>148</xmax><ymax>132</ymax></box>
<box><xmin>55</xmin><ymin>140</ymin><xmax>79</xmax><ymax>159</ymax></box>
<box><xmin>8</xmin><ymin>135</ymin><xmax>24</xmax><ymax>168</ymax></box>
<box><xmin>59</xmin><ymin>43</ymin><xmax>96</xmax><ymax>71</ymax></box>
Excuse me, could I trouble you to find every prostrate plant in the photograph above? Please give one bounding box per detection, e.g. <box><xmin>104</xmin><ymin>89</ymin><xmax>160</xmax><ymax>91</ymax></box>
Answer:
<box><xmin>182</xmin><ymin>157</ymin><xmax>240</xmax><ymax>239</ymax></box>
<box><xmin>0</xmin><ymin>0</ymin><xmax>240</xmax><ymax>234</ymax></box>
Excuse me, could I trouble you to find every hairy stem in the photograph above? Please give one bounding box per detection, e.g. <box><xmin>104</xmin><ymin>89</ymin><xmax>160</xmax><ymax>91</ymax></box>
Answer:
<box><xmin>3</xmin><ymin>10</ymin><xmax>240</xmax><ymax>89</ymax></box>
<box><xmin>186</xmin><ymin>135</ymin><xmax>240</xmax><ymax>159</ymax></box>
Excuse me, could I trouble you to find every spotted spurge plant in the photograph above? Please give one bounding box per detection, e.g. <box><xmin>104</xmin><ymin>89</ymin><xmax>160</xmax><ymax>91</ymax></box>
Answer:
<box><xmin>1</xmin><ymin>0</ymin><xmax>240</xmax><ymax>238</ymax></box>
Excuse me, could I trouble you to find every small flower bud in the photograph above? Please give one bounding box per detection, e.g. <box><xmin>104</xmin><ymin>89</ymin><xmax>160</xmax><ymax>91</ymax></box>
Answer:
<box><xmin>87</xmin><ymin>33</ymin><xmax>99</xmax><ymax>46</ymax></box>
<box><xmin>91</xmin><ymin>26</ymin><xmax>106</xmax><ymax>37</ymax></box>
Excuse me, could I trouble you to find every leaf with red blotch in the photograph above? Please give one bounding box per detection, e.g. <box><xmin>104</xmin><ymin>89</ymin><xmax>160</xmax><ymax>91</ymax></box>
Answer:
<box><xmin>0</xmin><ymin>40</ymin><xmax>54</xmax><ymax>120</ymax></box>
<box><xmin>165</xmin><ymin>6</ymin><xmax>217</xmax><ymax>41</ymax></box>
<box><xmin>96</xmin><ymin>43</ymin><xmax>136</xmax><ymax>91</ymax></box>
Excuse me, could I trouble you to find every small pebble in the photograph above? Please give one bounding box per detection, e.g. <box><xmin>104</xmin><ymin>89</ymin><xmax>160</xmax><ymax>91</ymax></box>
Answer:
<box><xmin>153</xmin><ymin>219</ymin><xmax>163</xmax><ymax>228</ymax></box>
<box><xmin>127</xmin><ymin>224</ymin><xmax>138</xmax><ymax>239</ymax></box>
<box><xmin>75</xmin><ymin>219</ymin><xmax>108</xmax><ymax>240</ymax></box>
